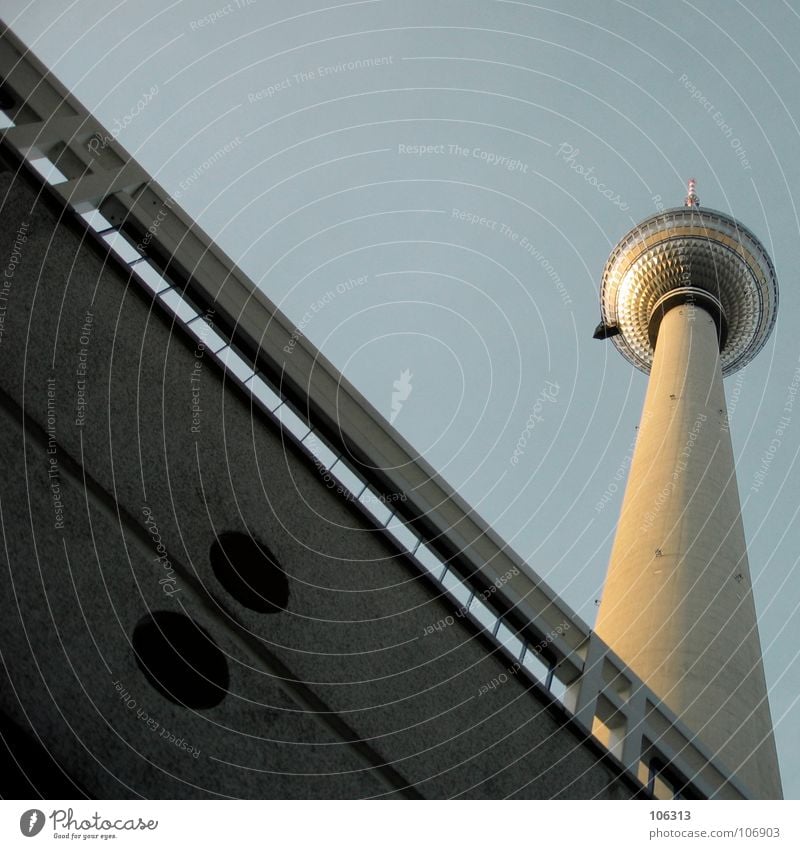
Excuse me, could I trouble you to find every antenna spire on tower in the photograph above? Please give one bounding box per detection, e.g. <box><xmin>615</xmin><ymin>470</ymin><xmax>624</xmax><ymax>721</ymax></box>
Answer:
<box><xmin>685</xmin><ymin>177</ymin><xmax>700</xmax><ymax>207</ymax></box>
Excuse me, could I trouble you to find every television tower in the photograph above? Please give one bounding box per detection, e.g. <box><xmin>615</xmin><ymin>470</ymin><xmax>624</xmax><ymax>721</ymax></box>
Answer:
<box><xmin>593</xmin><ymin>181</ymin><xmax>782</xmax><ymax>798</ymax></box>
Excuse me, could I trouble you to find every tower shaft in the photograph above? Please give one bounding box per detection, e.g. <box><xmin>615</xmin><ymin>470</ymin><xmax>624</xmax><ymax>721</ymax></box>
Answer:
<box><xmin>595</xmin><ymin>302</ymin><xmax>782</xmax><ymax>798</ymax></box>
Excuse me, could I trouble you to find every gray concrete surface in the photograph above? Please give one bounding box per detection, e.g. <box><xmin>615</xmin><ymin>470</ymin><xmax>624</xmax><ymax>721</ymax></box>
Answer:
<box><xmin>0</xmin><ymin>161</ymin><xmax>640</xmax><ymax>800</ymax></box>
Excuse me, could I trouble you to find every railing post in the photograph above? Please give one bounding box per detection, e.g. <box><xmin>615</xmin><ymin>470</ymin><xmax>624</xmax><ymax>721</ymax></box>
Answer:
<box><xmin>571</xmin><ymin>633</ymin><xmax>606</xmax><ymax>734</ymax></box>
<box><xmin>619</xmin><ymin>682</ymin><xmax>647</xmax><ymax>773</ymax></box>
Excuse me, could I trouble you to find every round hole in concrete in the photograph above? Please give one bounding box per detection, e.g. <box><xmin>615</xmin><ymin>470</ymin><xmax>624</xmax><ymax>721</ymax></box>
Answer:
<box><xmin>132</xmin><ymin>612</ymin><xmax>229</xmax><ymax>709</ymax></box>
<box><xmin>210</xmin><ymin>531</ymin><xmax>289</xmax><ymax>613</ymax></box>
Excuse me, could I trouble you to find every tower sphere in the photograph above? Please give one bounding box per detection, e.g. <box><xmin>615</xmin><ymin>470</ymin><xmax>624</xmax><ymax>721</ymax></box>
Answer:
<box><xmin>599</xmin><ymin>206</ymin><xmax>778</xmax><ymax>376</ymax></box>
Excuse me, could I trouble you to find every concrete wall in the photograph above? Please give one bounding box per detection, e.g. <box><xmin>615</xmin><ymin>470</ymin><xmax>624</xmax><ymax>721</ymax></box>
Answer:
<box><xmin>0</xmin><ymin>160</ymin><xmax>639</xmax><ymax>800</ymax></box>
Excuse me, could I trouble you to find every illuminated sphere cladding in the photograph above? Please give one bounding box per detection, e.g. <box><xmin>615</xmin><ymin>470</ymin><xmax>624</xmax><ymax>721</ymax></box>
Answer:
<box><xmin>599</xmin><ymin>206</ymin><xmax>778</xmax><ymax>376</ymax></box>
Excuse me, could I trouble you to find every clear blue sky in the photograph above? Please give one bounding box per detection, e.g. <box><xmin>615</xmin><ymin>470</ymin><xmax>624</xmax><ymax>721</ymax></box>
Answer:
<box><xmin>7</xmin><ymin>0</ymin><xmax>800</xmax><ymax>798</ymax></box>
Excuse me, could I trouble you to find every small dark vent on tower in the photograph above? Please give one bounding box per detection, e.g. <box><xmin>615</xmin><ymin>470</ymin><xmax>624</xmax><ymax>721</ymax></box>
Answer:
<box><xmin>593</xmin><ymin>321</ymin><xmax>620</xmax><ymax>340</ymax></box>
